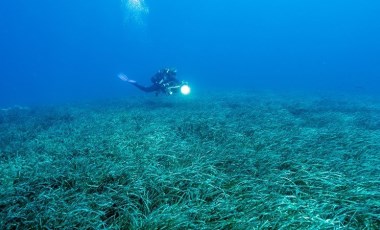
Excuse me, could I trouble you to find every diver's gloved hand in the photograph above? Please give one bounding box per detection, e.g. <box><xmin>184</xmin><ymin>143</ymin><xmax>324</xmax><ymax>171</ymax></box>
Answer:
<box><xmin>118</xmin><ymin>73</ymin><xmax>136</xmax><ymax>83</ymax></box>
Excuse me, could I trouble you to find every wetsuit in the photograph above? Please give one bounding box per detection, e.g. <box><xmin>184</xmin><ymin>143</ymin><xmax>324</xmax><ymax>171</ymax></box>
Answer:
<box><xmin>130</xmin><ymin>69</ymin><xmax>180</xmax><ymax>95</ymax></box>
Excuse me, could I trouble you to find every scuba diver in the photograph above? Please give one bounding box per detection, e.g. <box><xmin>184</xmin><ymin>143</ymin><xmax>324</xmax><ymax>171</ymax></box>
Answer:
<box><xmin>118</xmin><ymin>68</ymin><xmax>190</xmax><ymax>96</ymax></box>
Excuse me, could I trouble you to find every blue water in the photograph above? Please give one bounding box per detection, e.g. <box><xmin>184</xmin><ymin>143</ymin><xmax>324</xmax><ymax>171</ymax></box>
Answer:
<box><xmin>1</xmin><ymin>0</ymin><xmax>379</xmax><ymax>106</ymax></box>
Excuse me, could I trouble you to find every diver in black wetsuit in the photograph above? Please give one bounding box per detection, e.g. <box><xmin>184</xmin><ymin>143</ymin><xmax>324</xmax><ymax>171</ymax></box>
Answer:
<box><xmin>119</xmin><ymin>68</ymin><xmax>185</xmax><ymax>95</ymax></box>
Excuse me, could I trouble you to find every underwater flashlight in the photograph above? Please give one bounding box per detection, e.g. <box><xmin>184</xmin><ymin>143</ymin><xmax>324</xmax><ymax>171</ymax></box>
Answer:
<box><xmin>180</xmin><ymin>84</ymin><xmax>191</xmax><ymax>95</ymax></box>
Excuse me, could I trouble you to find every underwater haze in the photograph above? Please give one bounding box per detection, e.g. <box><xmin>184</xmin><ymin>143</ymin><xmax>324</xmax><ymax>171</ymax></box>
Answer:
<box><xmin>1</xmin><ymin>0</ymin><xmax>380</xmax><ymax>106</ymax></box>
<box><xmin>1</xmin><ymin>1</ymin><xmax>380</xmax><ymax>229</ymax></box>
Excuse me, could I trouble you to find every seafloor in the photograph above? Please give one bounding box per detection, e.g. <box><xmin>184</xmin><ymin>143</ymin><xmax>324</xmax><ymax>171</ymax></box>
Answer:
<box><xmin>1</xmin><ymin>91</ymin><xmax>379</xmax><ymax>229</ymax></box>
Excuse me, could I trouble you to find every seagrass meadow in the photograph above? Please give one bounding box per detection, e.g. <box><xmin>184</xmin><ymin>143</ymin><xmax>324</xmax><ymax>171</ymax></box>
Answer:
<box><xmin>1</xmin><ymin>91</ymin><xmax>379</xmax><ymax>229</ymax></box>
